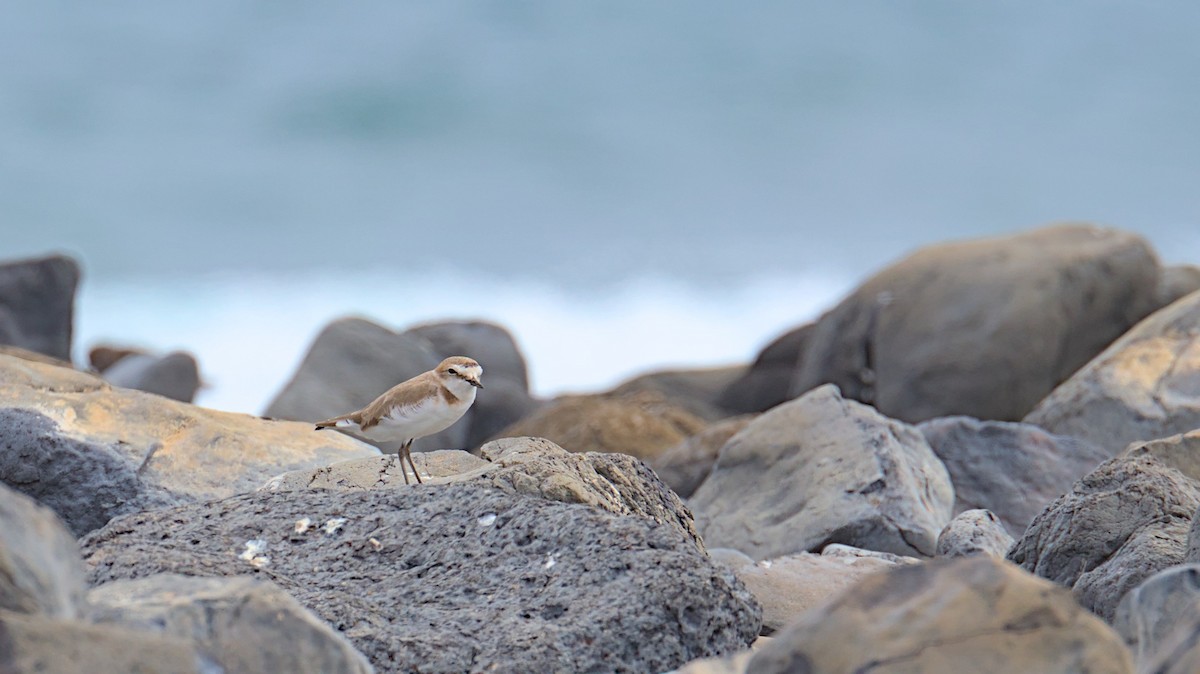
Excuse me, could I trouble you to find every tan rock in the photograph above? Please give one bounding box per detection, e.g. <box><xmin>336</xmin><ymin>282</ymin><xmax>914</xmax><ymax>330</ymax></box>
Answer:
<box><xmin>492</xmin><ymin>390</ymin><xmax>708</xmax><ymax>461</ymax></box>
<box><xmin>610</xmin><ymin>365</ymin><xmax>746</xmax><ymax>421</ymax></box>
<box><xmin>749</xmin><ymin>555</ymin><xmax>1135</xmax><ymax>674</ymax></box>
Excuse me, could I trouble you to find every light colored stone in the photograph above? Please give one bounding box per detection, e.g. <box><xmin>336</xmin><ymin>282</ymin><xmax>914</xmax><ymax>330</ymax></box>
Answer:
<box><xmin>936</xmin><ymin>509</ymin><xmax>1014</xmax><ymax>558</ymax></box>
<box><xmin>1113</xmin><ymin>563</ymin><xmax>1200</xmax><ymax>670</ymax></box>
<box><xmin>0</xmin><ymin>483</ymin><xmax>86</xmax><ymax>619</ymax></box>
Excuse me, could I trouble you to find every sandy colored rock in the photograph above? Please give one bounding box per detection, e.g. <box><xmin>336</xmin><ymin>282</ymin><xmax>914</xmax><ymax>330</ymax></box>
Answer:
<box><xmin>610</xmin><ymin>365</ymin><xmax>746</xmax><ymax>421</ymax></box>
<box><xmin>936</xmin><ymin>509</ymin><xmax>1014</xmax><ymax>558</ymax></box>
<box><xmin>1010</xmin><ymin>432</ymin><xmax>1200</xmax><ymax>621</ymax></box>
<box><xmin>749</xmin><ymin>555</ymin><xmax>1135</xmax><ymax>674</ymax></box>
<box><xmin>691</xmin><ymin>384</ymin><xmax>953</xmax><ymax>559</ymax></box>
<box><xmin>793</xmin><ymin>224</ymin><xmax>1161</xmax><ymax>423</ymax></box>
<box><xmin>0</xmin><ymin>354</ymin><xmax>377</xmax><ymax>534</ymax></box>
<box><xmin>1026</xmin><ymin>289</ymin><xmax>1200</xmax><ymax>455</ymax></box>
<box><xmin>89</xmin><ymin>574</ymin><xmax>373</xmax><ymax>674</ymax></box>
<box><xmin>492</xmin><ymin>390</ymin><xmax>708</xmax><ymax>461</ymax></box>
<box><xmin>651</xmin><ymin>415</ymin><xmax>754</xmax><ymax>498</ymax></box>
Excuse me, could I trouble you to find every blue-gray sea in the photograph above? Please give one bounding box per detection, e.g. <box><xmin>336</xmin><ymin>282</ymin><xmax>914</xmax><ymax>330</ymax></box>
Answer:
<box><xmin>3</xmin><ymin>2</ymin><xmax>1198</xmax><ymax>412</ymax></box>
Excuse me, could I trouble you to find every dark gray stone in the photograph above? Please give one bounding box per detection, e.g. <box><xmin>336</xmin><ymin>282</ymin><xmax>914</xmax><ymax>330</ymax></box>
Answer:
<box><xmin>0</xmin><ymin>482</ymin><xmax>86</xmax><ymax>618</ymax></box>
<box><xmin>651</xmin><ymin>416</ymin><xmax>754</xmax><ymax>499</ymax></box>
<box><xmin>936</xmin><ymin>509</ymin><xmax>1014</xmax><ymax>558</ymax></box>
<box><xmin>81</xmin><ymin>483</ymin><xmax>760</xmax><ymax>674</ymax></box>
<box><xmin>792</xmin><ymin>224</ymin><xmax>1161</xmax><ymax>423</ymax></box>
<box><xmin>89</xmin><ymin>574</ymin><xmax>372</xmax><ymax>674</ymax></box>
<box><xmin>918</xmin><ymin>416</ymin><xmax>1110</xmax><ymax>535</ymax></box>
<box><xmin>717</xmin><ymin>324</ymin><xmax>811</xmax><ymax>415</ymax></box>
<box><xmin>101</xmin><ymin>351</ymin><xmax>202</xmax><ymax>403</ymax></box>
<box><xmin>0</xmin><ymin>254</ymin><xmax>79</xmax><ymax>362</ymax></box>
<box><xmin>264</xmin><ymin>317</ymin><xmax>462</xmax><ymax>452</ymax></box>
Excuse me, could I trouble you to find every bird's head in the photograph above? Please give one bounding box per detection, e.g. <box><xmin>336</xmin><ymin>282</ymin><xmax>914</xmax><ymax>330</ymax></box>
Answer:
<box><xmin>437</xmin><ymin>356</ymin><xmax>484</xmax><ymax>390</ymax></box>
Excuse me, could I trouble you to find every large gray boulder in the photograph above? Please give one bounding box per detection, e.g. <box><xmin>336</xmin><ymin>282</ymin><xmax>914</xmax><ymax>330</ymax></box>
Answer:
<box><xmin>0</xmin><ymin>254</ymin><xmax>79</xmax><ymax>362</ymax></box>
<box><xmin>690</xmin><ymin>384</ymin><xmax>954</xmax><ymax>559</ymax></box>
<box><xmin>0</xmin><ymin>482</ymin><xmax>86</xmax><ymax>619</ymax></box>
<box><xmin>717</xmin><ymin>324</ymin><xmax>811</xmax><ymax>415</ymax></box>
<box><xmin>918</xmin><ymin>416</ymin><xmax>1110</xmax><ymax>535</ymax></box>
<box><xmin>748</xmin><ymin>555</ymin><xmax>1134</xmax><ymax>674</ymax></box>
<box><xmin>792</xmin><ymin>224</ymin><xmax>1161</xmax><ymax>423</ymax></box>
<box><xmin>0</xmin><ymin>355</ymin><xmax>376</xmax><ymax>535</ymax></box>
<box><xmin>264</xmin><ymin>317</ymin><xmax>462</xmax><ymax>452</ymax></box>
<box><xmin>81</xmin><ymin>483</ymin><xmax>760</xmax><ymax>674</ymax></box>
<box><xmin>1009</xmin><ymin>432</ymin><xmax>1200</xmax><ymax>621</ymax></box>
<box><xmin>1025</xmin><ymin>289</ymin><xmax>1200</xmax><ymax>455</ymax></box>
<box><xmin>89</xmin><ymin>574</ymin><xmax>373</xmax><ymax>674</ymax></box>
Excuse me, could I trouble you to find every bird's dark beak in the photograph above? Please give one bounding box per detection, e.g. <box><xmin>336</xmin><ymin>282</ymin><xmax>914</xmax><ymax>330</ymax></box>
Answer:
<box><xmin>470</xmin><ymin>379</ymin><xmax>483</xmax><ymax>389</ymax></box>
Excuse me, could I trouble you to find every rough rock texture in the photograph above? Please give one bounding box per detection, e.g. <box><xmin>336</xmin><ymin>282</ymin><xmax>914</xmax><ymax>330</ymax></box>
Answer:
<box><xmin>691</xmin><ymin>384</ymin><xmax>954</xmax><ymax>560</ymax></box>
<box><xmin>81</xmin><ymin>483</ymin><xmax>760</xmax><ymax>674</ymax></box>
<box><xmin>0</xmin><ymin>355</ymin><xmax>377</xmax><ymax>535</ymax></box>
<box><xmin>0</xmin><ymin>610</ymin><xmax>212</xmax><ymax>674</ymax></box>
<box><xmin>1025</xmin><ymin>289</ymin><xmax>1200</xmax><ymax>455</ymax></box>
<box><xmin>651</xmin><ymin>415</ymin><xmax>755</xmax><ymax>498</ymax></box>
<box><xmin>1113</xmin><ymin>564</ymin><xmax>1200</xmax><ymax>670</ymax></box>
<box><xmin>89</xmin><ymin>574</ymin><xmax>373</xmax><ymax>674</ymax></box>
<box><xmin>405</xmin><ymin>319</ymin><xmax>539</xmax><ymax>447</ymax></box>
<box><xmin>1159</xmin><ymin>265</ymin><xmax>1200</xmax><ymax>306</ymax></box>
<box><xmin>263</xmin><ymin>437</ymin><xmax>703</xmax><ymax>550</ymax></box>
<box><xmin>717</xmin><ymin>324</ymin><xmax>811</xmax><ymax>415</ymax></box>
<box><xmin>99</xmin><ymin>350</ymin><xmax>202</xmax><ymax>403</ymax></box>
<box><xmin>610</xmin><ymin>365</ymin><xmax>746</xmax><ymax>422</ymax></box>
<box><xmin>0</xmin><ymin>254</ymin><xmax>79</xmax><ymax>362</ymax></box>
<box><xmin>936</xmin><ymin>509</ymin><xmax>1015</xmax><ymax>558</ymax></box>
<box><xmin>918</xmin><ymin>416</ymin><xmax>1109</xmax><ymax>535</ymax></box>
<box><xmin>726</xmin><ymin>551</ymin><xmax>905</xmax><ymax>635</ymax></box>
<box><xmin>493</xmin><ymin>390</ymin><xmax>708</xmax><ymax>461</ymax></box>
<box><xmin>792</xmin><ymin>224</ymin><xmax>1161</xmax><ymax>423</ymax></box>
<box><xmin>0</xmin><ymin>483</ymin><xmax>86</xmax><ymax>618</ymax></box>
<box><xmin>264</xmin><ymin>316</ymin><xmax>463</xmax><ymax>452</ymax></box>
<box><xmin>749</xmin><ymin>555</ymin><xmax>1135</xmax><ymax>674</ymax></box>
<box><xmin>1009</xmin><ymin>433</ymin><xmax>1200</xmax><ymax>621</ymax></box>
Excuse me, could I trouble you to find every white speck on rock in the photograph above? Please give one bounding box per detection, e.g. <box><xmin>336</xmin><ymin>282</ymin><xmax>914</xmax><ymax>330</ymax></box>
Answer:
<box><xmin>477</xmin><ymin>513</ymin><xmax>497</xmax><ymax>526</ymax></box>
<box><xmin>323</xmin><ymin>517</ymin><xmax>348</xmax><ymax>534</ymax></box>
<box><xmin>239</xmin><ymin>539</ymin><xmax>269</xmax><ymax>566</ymax></box>
<box><xmin>294</xmin><ymin>517</ymin><xmax>312</xmax><ymax>534</ymax></box>
<box><xmin>758</xmin><ymin>560</ymin><xmax>773</xmax><ymax>569</ymax></box>
<box><xmin>544</xmin><ymin>553</ymin><xmax>560</xmax><ymax>570</ymax></box>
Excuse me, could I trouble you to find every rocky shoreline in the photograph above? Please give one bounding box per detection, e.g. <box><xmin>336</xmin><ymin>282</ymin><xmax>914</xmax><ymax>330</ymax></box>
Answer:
<box><xmin>2</xmin><ymin>223</ymin><xmax>1200</xmax><ymax>672</ymax></box>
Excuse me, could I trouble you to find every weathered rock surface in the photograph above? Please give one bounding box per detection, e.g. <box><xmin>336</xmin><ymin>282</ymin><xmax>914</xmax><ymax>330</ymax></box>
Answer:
<box><xmin>690</xmin><ymin>384</ymin><xmax>954</xmax><ymax>559</ymax></box>
<box><xmin>405</xmin><ymin>319</ymin><xmax>539</xmax><ymax>447</ymax></box>
<box><xmin>0</xmin><ymin>354</ymin><xmax>377</xmax><ymax>535</ymax></box>
<box><xmin>1025</xmin><ymin>289</ymin><xmax>1200</xmax><ymax>455</ymax></box>
<box><xmin>0</xmin><ymin>610</ymin><xmax>212</xmax><ymax>673</ymax></box>
<box><xmin>0</xmin><ymin>254</ymin><xmax>79</xmax><ymax>362</ymax></box>
<box><xmin>263</xmin><ymin>436</ymin><xmax>703</xmax><ymax>550</ymax></box>
<box><xmin>100</xmin><ymin>350</ymin><xmax>202</xmax><ymax>403</ymax></box>
<box><xmin>725</xmin><ymin>550</ymin><xmax>905</xmax><ymax>635</ymax></box>
<box><xmin>82</xmin><ymin>483</ymin><xmax>760</xmax><ymax>674</ymax></box>
<box><xmin>1009</xmin><ymin>432</ymin><xmax>1200</xmax><ymax>621</ymax></box>
<box><xmin>0</xmin><ymin>482</ymin><xmax>86</xmax><ymax>618</ymax></box>
<box><xmin>748</xmin><ymin>555</ymin><xmax>1135</xmax><ymax>674</ymax></box>
<box><xmin>936</xmin><ymin>509</ymin><xmax>1014</xmax><ymax>558</ymax></box>
<box><xmin>89</xmin><ymin>574</ymin><xmax>373</xmax><ymax>674</ymax></box>
<box><xmin>493</xmin><ymin>390</ymin><xmax>708</xmax><ymax>461</ymax></box>
<box><xmin>1113</xmin><ymin>563</ymin><xmax>1200</xmax><ymax>670</ymax></box>
<box><xmin>263</xmin><ymin>317</ymin><xmax>462</xmax><ymax>452</ymax></box>
<box><xmin>717</xmin><ymin>324</ymin><xmax>811</xmax><ymax>415</ymax></box>
<box><xmin>793</xmin><ymin>224</ymin><xmax>1161</xmax><ymax>423</ymax></box>
<box><xmin>610</xmin><ymin>365</ymin><xmax>746</xmax><ymax>422</ymax></box>
<box><xmin>919</xmin><ymin>415</ymin><xmax>1109</xmax><ymax>535</ymax></box>
<box><xmin>1159</xmin><ymin>265</ymin><xmax>1200</xmax><ymax>306</ymax></box>
<box><xmin>651</xmin><ymin>415</ymin><xmax>754</xmax><ymax>499</ymax></box>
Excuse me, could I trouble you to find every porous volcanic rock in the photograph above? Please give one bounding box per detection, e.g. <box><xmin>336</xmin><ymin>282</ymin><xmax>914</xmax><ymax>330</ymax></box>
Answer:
<box><xmin>792</xmin><ymin>224</ymin><xmax>1161</xmax><ymax>423</ymax></box>
<box><xmin>81</xmin><ymin>483</ymin><xmax>760</xmax><ymax>674</ymax></box>
<box><xmin>690</xmin><ymin>384</ymin><xmax>954</xmax><ymax>559</ymax></box>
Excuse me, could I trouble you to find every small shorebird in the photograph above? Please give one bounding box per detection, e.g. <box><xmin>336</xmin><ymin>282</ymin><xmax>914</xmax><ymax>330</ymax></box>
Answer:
<box><xmin>314</xmin><ymin>356</ymin><xmax>483</xmax><ymax>484</ymax></box>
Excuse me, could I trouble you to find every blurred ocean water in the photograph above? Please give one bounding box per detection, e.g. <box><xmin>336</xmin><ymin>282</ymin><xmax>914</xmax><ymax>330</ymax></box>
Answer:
<box><xmin>3</xmin><ymin>2</ymin><xmax>1199</xmax><ymax>410</ymax></box>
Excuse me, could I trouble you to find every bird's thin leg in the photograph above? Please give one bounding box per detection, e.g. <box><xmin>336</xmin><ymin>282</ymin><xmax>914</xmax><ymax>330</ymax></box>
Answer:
<box><xmin>397</xmin><ymin>441</ymin><xmax>410</xmax><ymax>485</ymax></box>
<box><xmin>406</xmin><ymin>442</ymin><xmax>423</xmax><ymax>484</ymax></box>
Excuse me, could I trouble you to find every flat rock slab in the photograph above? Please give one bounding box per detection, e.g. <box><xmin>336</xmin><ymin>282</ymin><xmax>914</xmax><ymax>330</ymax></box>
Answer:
<box><xmin>0</xmin><ymin>355</ymin><xmax>377</xmax><ymax>535</ymax></box>
<box><xmin>919</xmin><ymin>416</ymin><xmax>1109</xmax><ymax>535</ymax></box>
<box><xmin>691</xmin><ymin>384</ymin><xmax>953</xmax><ymax>559</ymax></box>
<box><xmin>1026</xmin><ymin>288</ymin><xmax>1200</xmax><ymax>455</ymax></box>
<box><xmin>1009</xmin><ymin>432</ymin><xmax>1200</xmax><ymax>621</ymax></box>
<box><xmin>81</xmin><ymin>483</ymin><xmax>760</xmax><ymax>674</ymax></box>
<box><xmin>748</xmin><ymin>555</ymin><xmax>1134</xmax><ymax>674</ymax></box>
<box><xmin>792</xmin><ymin>224</ymin><xmax>1161</xmax><ymax>423</ymax></box>
<box><xmin>89</xmin><ymin>574</ymin><xmax>372</xmax><ymax>674</ymax></box>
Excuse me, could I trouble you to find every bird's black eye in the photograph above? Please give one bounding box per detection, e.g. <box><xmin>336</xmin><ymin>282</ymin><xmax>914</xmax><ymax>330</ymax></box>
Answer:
<box><xmin>448</xmin><ymin>368</ymin><xmax>458</xmax><ymax>375</ymax></box>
